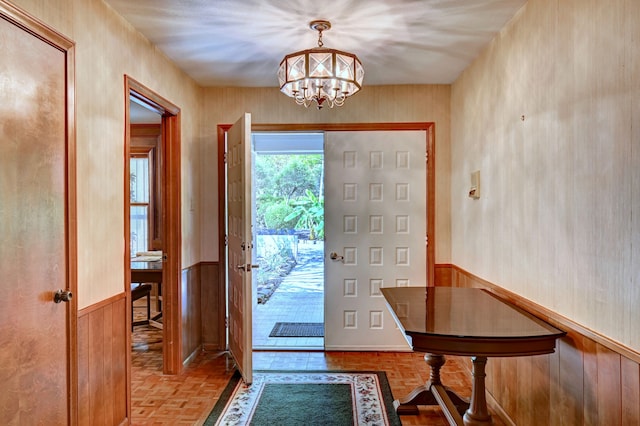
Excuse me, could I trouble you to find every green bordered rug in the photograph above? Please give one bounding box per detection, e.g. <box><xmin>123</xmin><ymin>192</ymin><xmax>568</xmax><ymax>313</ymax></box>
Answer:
<box><xmin>204</xmin><ymin>370</ymin><xmax>402</xmax><ymax>426</ymax></box>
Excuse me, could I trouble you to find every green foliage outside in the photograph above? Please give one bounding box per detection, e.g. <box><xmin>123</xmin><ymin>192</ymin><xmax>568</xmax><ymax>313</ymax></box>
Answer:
<box><xmin>263</xmin><ymin>202</ymin><xmax>297</xmax><ymax>230</ymax></box>
<box><xmin>254</xmin><ymin>154</ymin><xmax>324</xmax><ymax>237</ymax></box>
<box><xmin>254</xmin><ymin>153</ymin><xmax>324</xmax><ymax>303</ymax></box>
<box><xmin>284</xmin><ymin>189</ymin><xmax>324</xmax><ymax>240</ymax></box>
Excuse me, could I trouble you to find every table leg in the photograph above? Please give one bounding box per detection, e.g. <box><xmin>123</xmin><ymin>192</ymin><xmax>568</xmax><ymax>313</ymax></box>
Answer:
<box><xmin>463</xmin><ymin>356</ymin><xmax>493</xmax><ymax>425</ymax></box>
<box><xmin>394</xmin><ymin>354</ymin><xmax>469</xmax><ymax>418</ymax></box>
<box><xmin>149</xmin><ymin>282</ymin><xmax>163</xmax><ymax>329</ymax></box>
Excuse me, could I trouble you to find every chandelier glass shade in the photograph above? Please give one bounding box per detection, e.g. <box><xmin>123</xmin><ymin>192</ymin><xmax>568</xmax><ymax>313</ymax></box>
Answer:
<box><xmin>278</xmin><ymin>20</ymin><xmax>364</xmax><ymax>109</ymax></box>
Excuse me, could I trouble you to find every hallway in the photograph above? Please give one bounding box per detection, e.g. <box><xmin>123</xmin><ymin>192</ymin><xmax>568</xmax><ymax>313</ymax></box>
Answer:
<box><xmin>130</xmin><ymin>348</ymin><xmax>507</xmax><ymax>425</ymax></box>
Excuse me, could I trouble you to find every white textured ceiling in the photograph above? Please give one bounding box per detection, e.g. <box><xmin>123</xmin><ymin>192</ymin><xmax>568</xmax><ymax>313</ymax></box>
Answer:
<box><xmin>106</xmin><ymin>0</ymin><xmax>525</xmax><ymax>87</ymax></box>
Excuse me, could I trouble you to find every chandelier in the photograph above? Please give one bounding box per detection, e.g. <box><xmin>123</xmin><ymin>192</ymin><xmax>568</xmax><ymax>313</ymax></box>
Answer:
<box><xmin>278</xmin><ymin>20</ymin><xmax>364</xmax><ymax>109</ymax></box>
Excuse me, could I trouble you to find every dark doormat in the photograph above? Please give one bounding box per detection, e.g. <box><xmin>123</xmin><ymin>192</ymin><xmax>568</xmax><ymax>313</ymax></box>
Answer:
<box><xmin>269</xmin><ymin>322</ymin><xmax>324</xmax><ymax>337</ymax></box>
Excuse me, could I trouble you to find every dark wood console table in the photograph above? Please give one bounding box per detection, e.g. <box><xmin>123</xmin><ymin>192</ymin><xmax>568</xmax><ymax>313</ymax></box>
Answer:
<box><xmin>381</xmin><ymin>287</ymin><xmax>565</xmax><ymax>425</ymax></box>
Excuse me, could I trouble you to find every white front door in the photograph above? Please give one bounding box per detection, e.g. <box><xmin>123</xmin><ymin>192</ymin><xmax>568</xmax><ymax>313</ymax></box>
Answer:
<box><xmin>324</xmin><ymin>130</ymin><xmax>427</xmax><ymax>350</ymax></box>
<box><xmin>226</xmin><ymin>113</ymin><xmax>253</xmax><ymax>383</ymax></box>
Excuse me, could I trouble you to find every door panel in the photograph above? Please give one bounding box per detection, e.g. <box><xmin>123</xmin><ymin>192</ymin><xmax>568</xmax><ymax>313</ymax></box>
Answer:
<box><xmin>324</xmin><ymin>131</ymin><xmax>426</xmax><ymax>350</ymax></box>
<box><xmin>0</xmin><ymin>6</ymin><xmax>74</xmax><ymax>423</ymax></box>
<box><xmin>226</xmin><ymin>113</ymin><xmax>253</xmax><ymax>383</ymax></box>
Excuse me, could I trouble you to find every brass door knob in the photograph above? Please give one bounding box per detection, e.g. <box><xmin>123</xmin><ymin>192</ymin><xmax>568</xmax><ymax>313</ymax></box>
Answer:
<box><xmin>53</xmin><ymin>289</ymin><xmax>73</xmax><ymax>303</ymax></box>
<box><xmin>329</xmin><ymin>252</ymin><xmax>344</xmax><ymax>262</ymax></box>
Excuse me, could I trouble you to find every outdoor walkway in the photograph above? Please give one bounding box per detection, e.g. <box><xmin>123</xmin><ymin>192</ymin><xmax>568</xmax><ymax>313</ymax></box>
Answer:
<box><xmin>253</xmin><ymin>241</ymin><xmax>325</xmax><ymax>349</ymax></box>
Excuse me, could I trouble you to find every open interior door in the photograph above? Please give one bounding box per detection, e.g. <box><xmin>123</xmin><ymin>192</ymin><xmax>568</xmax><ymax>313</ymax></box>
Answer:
<box><xmin>226</xmin><ymin>113</ymin><xmax>253</xmax><ymax>383</ymax></box>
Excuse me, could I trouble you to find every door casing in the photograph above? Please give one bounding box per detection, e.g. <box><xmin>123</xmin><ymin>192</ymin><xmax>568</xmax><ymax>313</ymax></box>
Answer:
<box><xmin>217</xmin><ymin>122</ymin><xmax>435</xmax><ymax>350</ymax></box>
<box><xmin>124</xmin><ymin>77</ymin><xmax>182</xmax><ymax>401</ymax></box>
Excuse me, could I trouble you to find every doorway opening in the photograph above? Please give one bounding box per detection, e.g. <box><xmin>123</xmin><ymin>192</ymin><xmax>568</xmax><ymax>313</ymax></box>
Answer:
<box><xmin>125</xmin><ymin>76</ymin><xmax>182</xmax><ymax>381</ymax></box>
<box><xmin>218</xmin><ymin>122</ymin><xmax>436</xmax><ymax>359</ymax></box>
<box><xmin>128</xmin><ymin>98</ymin><xmax>164</xmax><ymax>372</ymax></box>
<box><xmin>251</xmin><ymin>132</ymin><xmax>325</xmax><ymax>350</ymax></box>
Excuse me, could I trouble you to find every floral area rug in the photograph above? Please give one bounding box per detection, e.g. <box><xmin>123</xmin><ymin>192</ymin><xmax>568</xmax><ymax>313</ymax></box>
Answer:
<box><xmin>204</xmin><ymin>370</ymin><xmax>402</xmax><ymax>426</ymax></box>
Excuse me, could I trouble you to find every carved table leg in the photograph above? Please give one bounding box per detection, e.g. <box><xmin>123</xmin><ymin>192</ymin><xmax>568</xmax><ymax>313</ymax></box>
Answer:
<box><xmin>395</xmin><ymin>354</ymin><xmax>469</xmax><ymax>418</ymax></box>
<box><xmin>463</xmin><ymin>356</ymin><xmax>493</xmax><ymax>426</ymax></box>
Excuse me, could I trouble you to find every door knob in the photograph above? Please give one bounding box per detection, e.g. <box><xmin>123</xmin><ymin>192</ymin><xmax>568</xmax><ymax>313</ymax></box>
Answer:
<box><xmin>53</xmin><ymin>289</ymin><xmax>73</xmax><ymax>303</ymax></box>
<box><xmin>329</xmin><ymin>252</ymin><xmax>344</xmax><ymax>262</ymax></box>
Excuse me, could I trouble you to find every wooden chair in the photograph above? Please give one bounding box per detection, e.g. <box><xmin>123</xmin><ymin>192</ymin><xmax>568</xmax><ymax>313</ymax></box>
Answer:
<box><xmin>131</xmin><ymin>283</ymin><xmax>152</xmax><ymax>330</ymax></box>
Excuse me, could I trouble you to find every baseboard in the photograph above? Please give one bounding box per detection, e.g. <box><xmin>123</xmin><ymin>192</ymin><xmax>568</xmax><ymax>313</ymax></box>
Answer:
<box><xmin>202</xmin><ymin>343</ymin><xmax>221</xmax><ymax>352</ymax></box>
<box><xmin>183</xmin><ymin>345</ymin><xmax>202</xmax><ymax>367</ymax></box>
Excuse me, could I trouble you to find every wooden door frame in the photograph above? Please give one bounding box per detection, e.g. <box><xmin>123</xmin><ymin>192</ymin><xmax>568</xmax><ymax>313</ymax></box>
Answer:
<box><xmin>0</xmin><ymin>1</ymin><xmax>78</xmax><ymax>422</ymax></box>
<box><xmin>124</xmin><ymin>77</ymin><xmax>182</xmax><ymax>388</ymax></box>
<box><xmin>217</xmin><ymin>122</ymin><xmax>435</xmax><ymax>348</ymax></box>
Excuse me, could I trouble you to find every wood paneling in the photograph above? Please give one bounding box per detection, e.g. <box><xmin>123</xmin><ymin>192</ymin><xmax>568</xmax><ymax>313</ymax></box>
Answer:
<box><xmin>78</xmin><ymin>294</ymin><xmax>128</xmax><ymax>426</ymax></box>
<box><xmin>621</xmin><ymin>356</ymin><xmax>640</xmax><ymax>422</ymax></box>
<box><xmin>435</xmin><ymin>263</ymin><xmax>453</xmax><ymax>287</ymax></box>
<box><xmin>180</xmin><ymin>262</ymin><xmax>224</xmax><ymax>358</ymax></box>
<box><xmin>443</xmin><ymin>265</ymin><xmax>640</xmax><ymax>425</ymax></box>
<box><xmin>201</xmin><ymin>262</ymin><xmax>224</xmax><ymax>350</ymax></box>
<box><xmin>78</xmin><ymin>263</ymin><xmax>219</xmax><ymax>425</ymax></box>
<box><xmin>553</xmin><ymin>334</ymin><xmax>584</xmax><ymax>423</ymax></box>
<box><xmin>181</xmin><ymin>266</ymin><xmax>202</xmax><ymax>361</ymax></box>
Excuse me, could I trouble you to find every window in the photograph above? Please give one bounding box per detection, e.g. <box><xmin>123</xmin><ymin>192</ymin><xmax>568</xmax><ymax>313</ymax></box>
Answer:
<box><xmin>130</xmin><ymin>123</ymin><xmax>162</xmax><ymax>256</ymax></box>
<box><xmin>130</xmin><ymin>156</ymin><xmax>150</xmax><ymax>256</ymax></box>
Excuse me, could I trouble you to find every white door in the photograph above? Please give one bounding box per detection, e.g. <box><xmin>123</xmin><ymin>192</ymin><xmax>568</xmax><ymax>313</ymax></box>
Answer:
<box><xmin>324</xmin><ymin>131</ymin><xmax>427</xmax><ymax>350</ymax></box>
<box><xmin>226</xmin><ymin>113</ymin><xmax>253</xmax><ymax>383</ymax></box>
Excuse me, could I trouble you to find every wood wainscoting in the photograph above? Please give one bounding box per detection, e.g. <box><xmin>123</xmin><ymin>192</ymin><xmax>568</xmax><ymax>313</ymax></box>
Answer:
<box><xmin>77</xmin><ymin>262</ymin><xmax>222</xmax><ymax>425</ymax></box>
<box><xmin>200</xmin><ymin>261</ymin><xmax>225</xmax><ymax>351</ymax></box>
<box><xmin>77</xmin><ymin>294</ymin><xmax>128</xmax><ymax>425</ymax></box>
<box><xmin>182</xmin><ymin>261</ymin><xmax>224</xmax><ymax>362</ymax></box>
<box><xmin>181</xmin><ymin>266</ymin><xmax>201</xmax><ymax>363</ymax></box>
<box><xmin>435</xmin><ymin>264</ymin><xmax>640</xmax><ymax>425</ymax></box>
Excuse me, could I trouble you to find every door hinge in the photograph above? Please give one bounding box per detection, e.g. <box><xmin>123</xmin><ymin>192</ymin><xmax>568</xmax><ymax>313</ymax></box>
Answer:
<box><xmin>225</xmin><ymin>316</ymin><xmax>229</xmax><ymax>328</ymax></box>
<box><xmin>224</xmin><ymin>152</ymin><xmax>228</xmax><ymax>163</ymax></box>
<box><xmin>224</xmin><ymin>234</ymin><xmax>228</xmax><ymax>246</ymax></box>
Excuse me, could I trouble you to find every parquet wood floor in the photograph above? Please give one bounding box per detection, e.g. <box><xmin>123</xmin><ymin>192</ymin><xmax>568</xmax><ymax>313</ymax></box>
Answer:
<box><xmin>131</xmin><ymin>339</ymin><xmax>507</xmax><ymax>424</ymax></box>
<box><xmin>131</xmin><ymin>295</ymin><xmax>506</xmax><ymax>425</ymax></box>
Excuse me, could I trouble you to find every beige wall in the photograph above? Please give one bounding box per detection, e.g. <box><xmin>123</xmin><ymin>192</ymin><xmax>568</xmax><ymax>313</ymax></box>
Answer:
<box><xmin>200</xmin><ymin>85</ymin><xmax>452</xmax><ymax>265</ymax></box>
<box><xmin>11</xmin><ymin>0</ymin><xmax>203</xmax><ymax>308</ymax></box>
<box><xmin>451</xmin><ymin>0</ymin><xmax>640</xmax><ymax>352</ymax></box>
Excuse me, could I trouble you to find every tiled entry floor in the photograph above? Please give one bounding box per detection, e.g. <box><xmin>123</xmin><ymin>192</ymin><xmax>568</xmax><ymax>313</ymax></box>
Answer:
<box><xmin>252</xmin><ymin>241</ymin><xmax>325</xmax><ymax>349</ymax></box>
